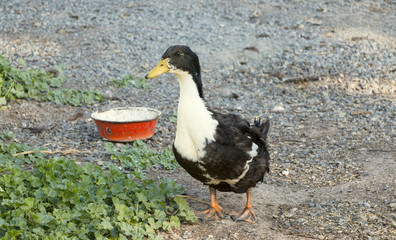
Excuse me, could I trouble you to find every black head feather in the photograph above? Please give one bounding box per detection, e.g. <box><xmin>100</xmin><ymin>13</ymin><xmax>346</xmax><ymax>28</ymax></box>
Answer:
<box><xmin>162</xmin><ymin>45</ymin><xmax>204</xmax><ymax>98</ymax></box>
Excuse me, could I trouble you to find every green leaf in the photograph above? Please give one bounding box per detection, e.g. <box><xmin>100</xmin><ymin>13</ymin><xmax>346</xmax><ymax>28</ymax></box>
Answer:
<box><xmin>173</xmin><ymin>196</ymin><xmax>189</xmax><ymax>211</ymax></box>
<box><xmin>20</xmin><ymin>197</ymin><xmax>35</xmax><ymax>211</ymax></box>
<box><xmin>132</xmin><ymin>77</ymin><xmax>149</xmax><ymax>89</ymax></box>
<box><xmin>0</xmin><ymin>218</ymin><xmax>5</xmax><ymax>227</ymax></box>
<box><xmin>87</xmin><ymin>203</ymin><xmax>108</xmax><ymax>219</ymax></box>
<box><xmin>98</xmin><ymin>217</ymin><xmax>113</xmax><ymax>230</ymax></box>
<box><xmin>162</xmin><ymin>220</ymin><xmax>171</xmax><ymax>231</ymax></box>
<box><xmin>0</xmin><ymin>96</ymin><xmax>6</xmax><ymax>105</ymax></box>
<box><xmin>18</xmin><ymin>58</ymin><xmax>26</xmax><ymax>67</ymax></box>
<box><xmin>31</xmin><ymin>212</ymin><xmax>54</xmax><ymax>225</ymax></box>
<box><xmin>3</xmin><ymin>229</ymin><xmax>23</xmax><ymax>239</ymax></box>
<box><xmin>147</xmin><ymin>216</ymin><xmax>162</xmax><ymax>230</ymax></box>
<box><xmin>53</xmin><ymin>208</ymin><xmax>72</xmax><ymax>225</ymax></box>
<box><xmin>169</xmin><ymin>215</ymin><xmax>180</xmax><ymax>229</ymax></box>
<box><xmin>42</xmin><ymin>186</ymin><xmax>58</xmax><ymax>198</ymax></box>
<box><xmin>118</xmin><ymin>222</ymin><xmax>134</xmax><ymax>236</ymax></box>
<box><xmin>174</xmin><ymin>196</ymin><xmax>197</xmax><ymax>222</ymax></box>
<box><xmin>11</xmin><ymin>217</ymin><xmax>28</xmax><ymax>229</ymax></box>
<box><xmin>136</xmin><ymin>192</ymin><xmax>148</xmax><ymax>203</ymax></box>
<box><xmin>113</xmin><ymin>198</ymin><xmax>135</xmax><ymax>221</ymax></box>
<box><xmin>108</xmin><ymin>74</ymin><xmax>149</xmax><ymax>89</ymax></box>
<box><xmin>14</xmin><ymin>82</ymin><xmax>26</xmax><ymax>98</ymax></box>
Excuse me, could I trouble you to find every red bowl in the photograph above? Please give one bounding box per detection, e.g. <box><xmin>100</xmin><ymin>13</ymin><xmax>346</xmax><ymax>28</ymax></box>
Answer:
<box><xmin>91</xmin><ymin>107</ymin><xmax>161</xmax><ymax>142</ymax></box>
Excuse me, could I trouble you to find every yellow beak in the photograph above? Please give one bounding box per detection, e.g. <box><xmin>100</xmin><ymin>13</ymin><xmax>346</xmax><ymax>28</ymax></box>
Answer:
<box><xmin>145</xmin><ymin>58</ymin><xmax>170</xmax><ymax>79</ymax></box>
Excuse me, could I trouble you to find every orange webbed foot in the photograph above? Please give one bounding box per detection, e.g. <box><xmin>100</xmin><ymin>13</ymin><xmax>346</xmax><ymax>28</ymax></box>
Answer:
<box><xmin>229</xmin><ymin>207</ymin><xmax>256</xmax><ymax>224</ymax></box>
<box><xmin>229</xmin><ymin>187</ymin><xmax>256</xmax><ymax>224</ymax></box>
<box><xmin>196</xmin><ymin>187</ymin><xmax>224</xmax><ymax>222</ymax></box>
<box><xmin>196</xmin><ymin>206</ymin><xmax>225</xmax><ymax>222</ymax></box>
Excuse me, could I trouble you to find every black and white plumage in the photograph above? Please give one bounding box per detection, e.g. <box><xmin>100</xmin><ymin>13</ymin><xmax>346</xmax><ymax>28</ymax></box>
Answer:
<box><xmin>146</xmin><ymin>45</ymin><xmax>270</xmax><ymax>223</ymax></box>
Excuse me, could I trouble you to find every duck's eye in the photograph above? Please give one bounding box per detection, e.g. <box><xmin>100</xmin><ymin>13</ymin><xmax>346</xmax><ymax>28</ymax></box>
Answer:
<box><xmin>174</xmin><ymin>52</ymin><xmax>184</xmax><ymax>57</ymax></box>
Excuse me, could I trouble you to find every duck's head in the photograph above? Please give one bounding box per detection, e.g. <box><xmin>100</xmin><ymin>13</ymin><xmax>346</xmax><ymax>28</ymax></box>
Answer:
<box><xmin>145</xmin><ymin>45</ymin><xmax>204</xmax><ymax>98</ymax></box>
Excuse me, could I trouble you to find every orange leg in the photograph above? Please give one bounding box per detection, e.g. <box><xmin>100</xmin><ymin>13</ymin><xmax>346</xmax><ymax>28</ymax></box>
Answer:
<box><xmin>229</xmin><ymin>187</ymin><xmax>256</xmax><ymax>224</ymax></box>
<box><xmin>196</xmin><ymin>187</ymin><xmax>224</xmax><ymax>222</ymax></box>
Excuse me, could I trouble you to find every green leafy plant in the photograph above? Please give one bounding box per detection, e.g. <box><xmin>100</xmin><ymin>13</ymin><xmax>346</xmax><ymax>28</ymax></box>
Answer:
<box><xmin>0</xmin><ymin>135</ymin><xmax>196</xmax><ymax>239</ymax></box>
<box><xmin>109</xmin><ymin>75</ymin><xmax>149</xmax><ymax>89</ymax></box>
<box><xmin>0</xmin><ymin>54</ymin><xmax>104</xmax><ymax>106</ymax></box>
<box><xmin>105</xmin><ymin>140</ymin><xmax>180</xmax><ymax>179</ymax></box>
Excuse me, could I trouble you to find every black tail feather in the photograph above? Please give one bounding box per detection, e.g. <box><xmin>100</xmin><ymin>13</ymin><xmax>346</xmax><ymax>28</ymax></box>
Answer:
<box><xmin>252</xmin><ymin>118</ymin><xmax>270</xmax><ymax>175</ymax></box>
<box><xmin>253</xmin><ymin>118</ymin><xmax>270</xmax><ymax>140</ymax></box>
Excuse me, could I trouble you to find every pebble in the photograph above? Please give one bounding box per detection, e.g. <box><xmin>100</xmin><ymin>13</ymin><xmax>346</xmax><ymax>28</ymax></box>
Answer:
<box><xmin>388</xmin><ymin>202</ymin><xmax>396</xmax><ymax>211</ymax></box>
<box><xmin>388</xmin><ymin>213</ymin><xmax>396</xmax><ymax>221</ymax></box>
<box><xmin>353</xmin><ymin>214</ymin><xmax>368</xmax><ymax>223</ymax></box>
<box><xmin>273</xmin><ymin>105</ymin><xmax>285</xmax><ymax>112</ymax></box>
<box><xmin>280</xmin><ymin>169</ymin><xmax>289</xmax><ymax>176</ymax></box>
<box><xmin>391</xmin><ymin>220</ymin><xmax>396</xmax><ymax>228</ymax></box>
<box><xmin>182</xmin><ymin>231</ymin><xmax>191</xmax><ymax>239</ymax></box>
<box><xmin>201</xmin><ymin>234</ymin><xmax>214</xmax><ymax>240</ymax></box>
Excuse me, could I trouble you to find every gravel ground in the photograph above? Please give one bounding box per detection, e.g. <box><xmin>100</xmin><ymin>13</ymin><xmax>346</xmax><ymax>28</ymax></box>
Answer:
<box><xmin>1</xmin><ymin>0</ymin><xmax>395</xmax><ymax>239</ymax></box>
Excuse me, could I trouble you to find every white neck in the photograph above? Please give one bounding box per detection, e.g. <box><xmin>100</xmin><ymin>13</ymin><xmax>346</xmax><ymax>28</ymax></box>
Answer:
<box><xmin>172</xmin><ymin>71</ymin><xmax>218</xmax><ymax>162</ymax></box>
<box><xmin>174</xmin><ymin>72</ymin><xmax>202</xmax><ymax>100</ymax></box>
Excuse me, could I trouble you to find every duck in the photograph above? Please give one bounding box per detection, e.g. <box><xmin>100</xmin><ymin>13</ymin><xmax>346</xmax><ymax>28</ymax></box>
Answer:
<box><xmin>145</xmin><ymin>45</ymin><xmax>270</xmax><ymax>224</ymax></box>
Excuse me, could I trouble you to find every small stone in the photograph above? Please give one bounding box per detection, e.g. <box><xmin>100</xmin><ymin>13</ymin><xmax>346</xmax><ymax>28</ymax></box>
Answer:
<box><xmin>115</xmin><ymin>143</ymin><xmax>125</xmax><ymax>148</ymax></box>
<box><xmin>389</xmin><ymin>202</ymin><xmax>396</xmax><ymax>211</ymax></box>
<box><xmin>103</xmin><ymin>90</ymin><xmax>119</xmax><ymax>100</ymax></box>
<box><xmin>270</xmin><ymin>69</ymin><xmax>283</xmax><ymax>78</ymax></box>
<box><xmin>284</xmin><ymin>208</ymin><xmax>297</xmax><ymax>218</ymax></box>
<box><xmin>353</xmin><ymin>214</ymin><xmax>368</xmax><ymax>223</ymax></box>
<box><xmin>281</xmin><ymin>169</ymin><xmax>289</xmax><ymax>176</ymax></box>
<box><xmin>338</xmin><ymin>111</ymin><xmax>346</xmax><ymax>118</ymax></box>
<box><xmin>170</xmin><ymin>233</ymin><xmax>179</xmax><ymax>239</ymax></box>
<box><xmin>283</xmin><ymin>212</ymin><xmax>293</xmax><ymax>218</ymax></box>
<box><xmin>306</xmin><ymin>18</ymin><xmax>322</xmax><ymax>25</ymax></box>
<box><xmin>218</xmin><ymin>88</ymin><xmax>239</xmax><ymax>99</ymax></box>
<box><xmin>368</xmin><ymin>214</ymin><xmax>378</xmax><ymax>222</ymax></box>
<box><xmin>182</xmin><ymin>231</ymin><xmax>191</xmax><ymax>239</ymax></box>
<box><xmin>273</xmin><ymin>105</ymin><xmax>285</xmax><ymax>112</ymax></box>
<box><xmin>318</xmin><ymin>7</ymin><xmax>328</xmax><ymax>13</ymax></box>
<box><xmin>388</xmin><ymin>213</ymin><xmax>396</xmax><ymax>221</ymax></box>
<box><xmin>391</xmin><ymin>220</ymin><xmax>396</xmax><ymax>228</ymax></box>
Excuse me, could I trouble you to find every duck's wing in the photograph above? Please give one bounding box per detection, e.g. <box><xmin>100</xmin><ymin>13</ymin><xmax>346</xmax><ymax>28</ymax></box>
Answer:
<box><xmin>209</xmin><ymin>110</ymin><xmax>268</xmax><ymax>150</ymax></box>
<box><xmin>199</xmin><ymin>110</ymin><xmax>260</xmax><ymax>180</ymax></box>
<box><xmin>210</xmin><ymin>111</ymin><xmax>253</xmax><ymax>149</ymax></box>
